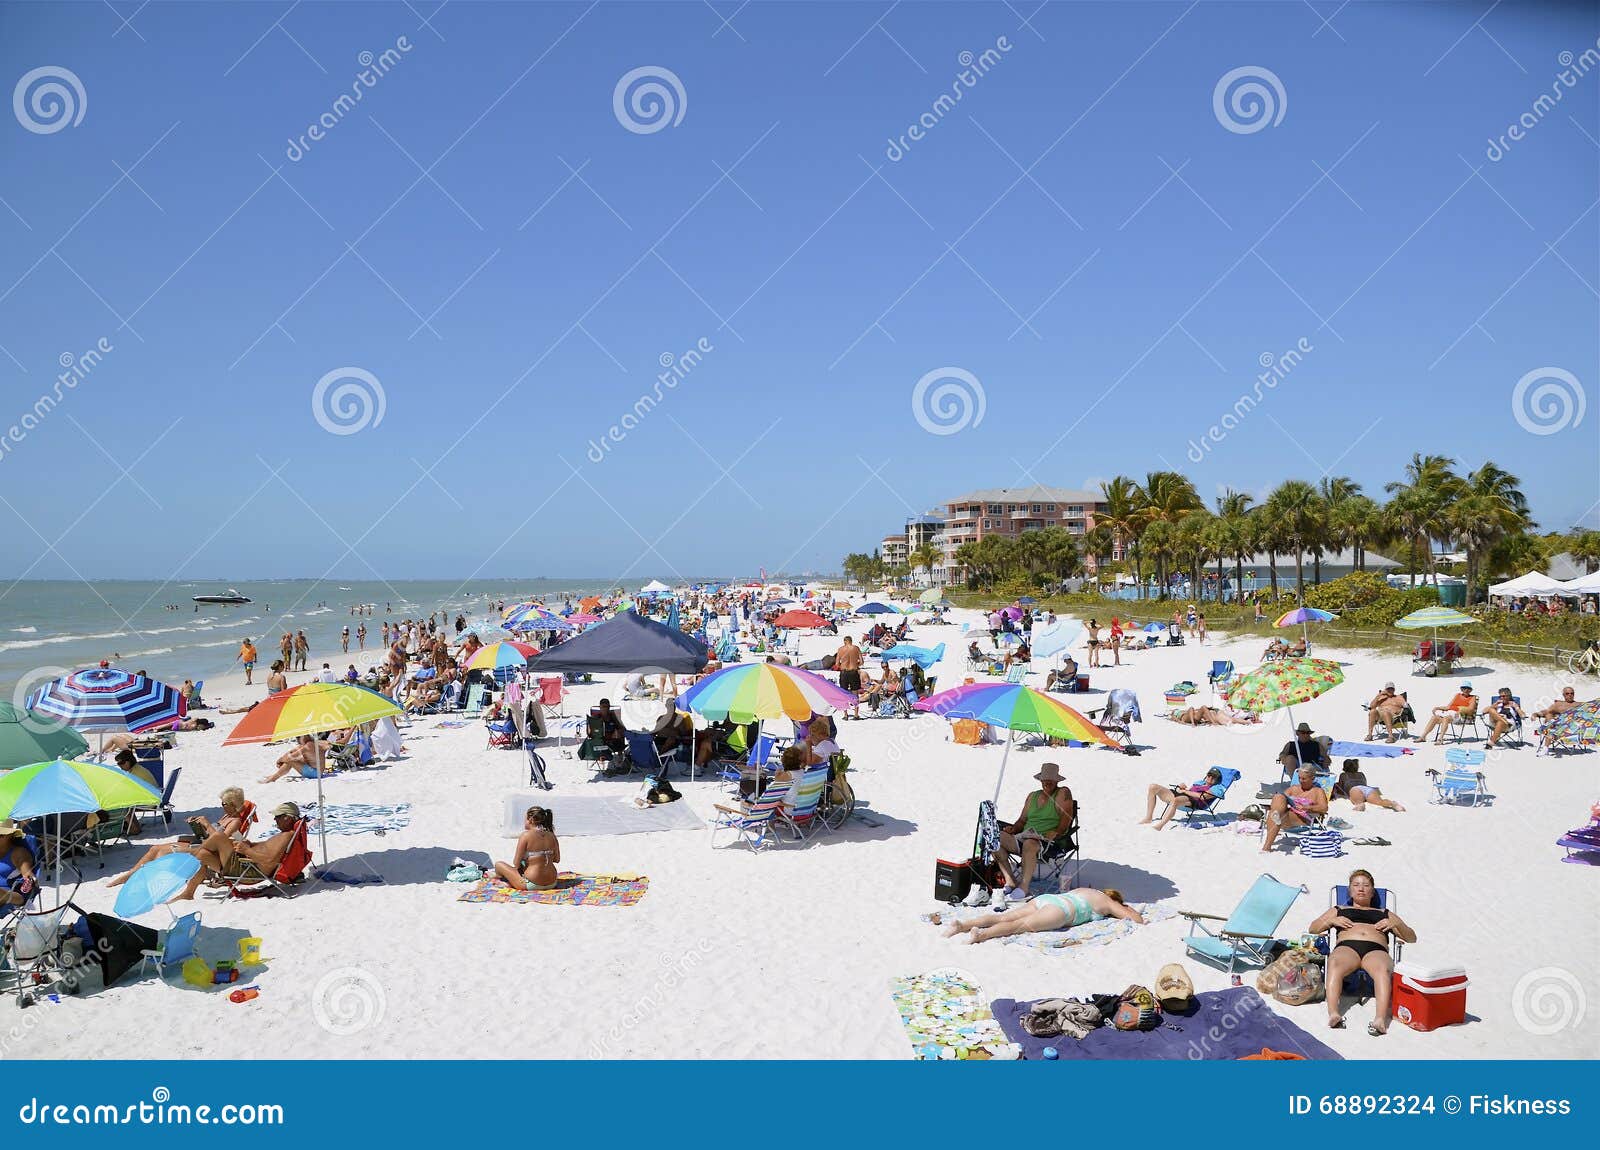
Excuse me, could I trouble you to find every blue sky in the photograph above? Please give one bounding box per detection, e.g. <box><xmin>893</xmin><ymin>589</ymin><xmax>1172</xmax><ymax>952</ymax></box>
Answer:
<box><xmin>0</xmin><ymin>0</ymin><xmax>1595</xmax><ymax>583</ymax></box>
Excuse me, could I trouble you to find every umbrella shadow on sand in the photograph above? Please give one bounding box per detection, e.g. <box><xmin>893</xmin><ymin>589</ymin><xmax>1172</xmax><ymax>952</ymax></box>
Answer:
<box><xmin>1066</xmin><ymin>859</ymin><xmax>1179</xmax><ymax>902</ymax></box>
<box><xmin>278</xmin><ymin>846</ymin><xmax>496</xmax><ymax>895</ymax></box>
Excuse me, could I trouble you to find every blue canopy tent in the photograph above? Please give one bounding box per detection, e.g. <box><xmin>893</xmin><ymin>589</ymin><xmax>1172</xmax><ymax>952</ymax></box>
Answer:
<box><xmin>522</xmin><ymin>609</ymin><xmax>708</xmax><ymax>675</ymax></box>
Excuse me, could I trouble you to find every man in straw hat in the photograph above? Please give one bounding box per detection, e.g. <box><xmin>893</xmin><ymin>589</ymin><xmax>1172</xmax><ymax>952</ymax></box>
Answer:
<box><xmin>0</xmin><ymin>821</ymin><xmax>38</xmax><ymax>909</ymax></box>
<box><xmin>994</xmin><ymin>763</ymin><xmax>1075</xmax><ymax>905</ymax></box>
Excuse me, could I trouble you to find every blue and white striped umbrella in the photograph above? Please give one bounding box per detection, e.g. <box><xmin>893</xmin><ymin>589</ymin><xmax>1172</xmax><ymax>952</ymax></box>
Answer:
<box><xmin>26</xmin><ymin>667</ymin><xmax>186</xmax><ymax>733</ymax></box>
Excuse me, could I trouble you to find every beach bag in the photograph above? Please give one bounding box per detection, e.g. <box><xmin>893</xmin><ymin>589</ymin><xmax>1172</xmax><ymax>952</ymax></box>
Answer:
<box><xmin>1238</xmin><ymin>803</ymin><xmax>1265</xmax><ymax>822</ymax></box>
<box><xmin>1111</xmin><ymin>984</ymin><xmax>1162</xmax><ymax>1031</ymax></box>
<box><xmin>1271</xmin><ymin>955</ymin><xmax>1325</xmax><ymax>1006</ymax></box>
<box><xmin>1298</xmin><ymin>827</ymin><xmax>1345</xmax><ymax>858</ymax></box>
<box><xmin>952</xmin><ymin>719</ymin><xmax>988</xmax><ymax>746</ymax></box>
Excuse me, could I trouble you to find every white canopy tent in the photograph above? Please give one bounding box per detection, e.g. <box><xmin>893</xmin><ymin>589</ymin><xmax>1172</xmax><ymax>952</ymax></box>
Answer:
<box><xmin>1489</xmin><ymin>571</ymin><xmax>1571</xmax><ymax>597</ymax></box>
<box><xmin>640</xmin><ymin>579</ymin><xmax>672</xmax><ymax>594</ymax></box>
<box><xmin>1559</xmin><ymin>570</ymin><xmax>1600</xmax><ymax>595</ymax></box>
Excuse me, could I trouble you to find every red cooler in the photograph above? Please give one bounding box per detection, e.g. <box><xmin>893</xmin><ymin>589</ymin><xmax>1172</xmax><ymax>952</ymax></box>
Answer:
<box><xmin>1391</xmin><ymin>961</ymin><xmax>1468</xmax><ymax>1031</ymax></box>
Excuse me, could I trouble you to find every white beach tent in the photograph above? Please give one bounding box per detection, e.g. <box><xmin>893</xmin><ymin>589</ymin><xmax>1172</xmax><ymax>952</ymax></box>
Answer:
<box><xmin>1489</xmin><ymin>571</ymin><xmax>1571</xmax><ymax>597</ymax></box>
<box><xmin>640</xmin><ymin>579</ymin><xmax>672</xmax><ymax>594</ymax></box>
<box><xmin>1558</xmin><ymin>570</ymin><xmax>1600</xmax><ymax>595</ymax></box>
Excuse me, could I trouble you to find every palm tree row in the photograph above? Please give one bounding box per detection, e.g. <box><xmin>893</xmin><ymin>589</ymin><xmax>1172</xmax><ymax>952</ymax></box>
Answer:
<box><xmin>1074</xmin><ymin>457</ymin><xmax>1551</xmax><ymax>604</ymax></box>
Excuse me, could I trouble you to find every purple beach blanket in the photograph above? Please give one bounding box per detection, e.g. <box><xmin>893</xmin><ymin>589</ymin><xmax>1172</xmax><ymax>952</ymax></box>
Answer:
<box><xmin>991</xmin><ymin>985</ymin><xmax>1342</xmax><ymax>1060</ymax></box>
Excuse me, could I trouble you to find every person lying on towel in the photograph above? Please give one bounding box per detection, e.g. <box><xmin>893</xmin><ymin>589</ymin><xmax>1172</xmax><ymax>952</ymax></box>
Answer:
<box><xmin>942</xmin><ymin>887</ymin><xmax>1142</xmax><ymax>944</ymax></box>
<box><xmin>494</xmin><ymin>806</ymin><xmax>561</xmax><ymax>891</ymax></box>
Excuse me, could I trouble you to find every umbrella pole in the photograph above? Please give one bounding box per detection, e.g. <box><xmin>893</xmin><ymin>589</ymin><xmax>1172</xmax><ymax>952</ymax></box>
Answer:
<box><xmin>314</xmin><ymin>737</ymin><xmax>328</xmax><ymax>869</ymax></box>
<box><xmin>991</xmin><ymin>731</ymin><xmax>1013</xmax><ymax>806</ymax></box>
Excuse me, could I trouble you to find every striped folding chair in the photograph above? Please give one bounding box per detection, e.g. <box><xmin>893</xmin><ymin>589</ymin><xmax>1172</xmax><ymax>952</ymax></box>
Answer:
<box><xmin>1430</xmin><ymin>748</ymin><xmax>1488</xmax><ymax>806</ymax></box>
<box><xmin>709</xmin><ymin>779</ymin><xmax>793</xmax><ymax>852</ymax></box>
<box><xmin>776</xmin><ymin>767</ymin><xmax>830</xmax><ymax>843</ymax></box>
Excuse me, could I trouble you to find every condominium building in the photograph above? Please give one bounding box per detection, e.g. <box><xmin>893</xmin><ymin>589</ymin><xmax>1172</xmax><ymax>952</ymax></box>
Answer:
<box><xmin>880</xmin><ymin>534</ymin><xmax>908</xmax><ymax>568</ymax></box>
<box><xmin>939</xmin><ymin>484</ymin><xmax>1112</xmax><ymax>575</ymax></box>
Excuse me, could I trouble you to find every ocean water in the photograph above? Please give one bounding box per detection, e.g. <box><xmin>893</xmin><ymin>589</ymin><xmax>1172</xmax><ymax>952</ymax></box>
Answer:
<box><xmin>0</xmin><ymin>578</ymin><xmax>715</xmax><ymax>700</ymax></box>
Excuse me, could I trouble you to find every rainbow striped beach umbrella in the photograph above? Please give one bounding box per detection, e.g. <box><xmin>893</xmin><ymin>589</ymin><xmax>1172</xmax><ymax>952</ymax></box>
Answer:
<box><xmin>223</xmin><ymin>682</ymin><xmax>403</xmax><ymax>866</ymax></box>
<box><xmin>462</xmin><ymin>640</ymin><xmax>540</xmax><ymax>674</ymax></box>
<box><xmin>913</xmin><ymin>682</ymin><xmax>1115</xmax><ymax>802</ymax></box>
<box><xmin>1274</xmin><ymin>606</ymin><xmax>1338</xmax><ymax>643</ymax></box>
<box><xmin>677</xmin><ymin>662</ymin><xmax>857</xmax><ymax>723</ymax></box>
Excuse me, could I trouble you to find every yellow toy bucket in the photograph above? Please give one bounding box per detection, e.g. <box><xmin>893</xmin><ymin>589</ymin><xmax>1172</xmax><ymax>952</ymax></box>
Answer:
<box><xmin>238</xmin><ymin>937</ymin><xmax>264</xmax><ymax>965</ymax></box>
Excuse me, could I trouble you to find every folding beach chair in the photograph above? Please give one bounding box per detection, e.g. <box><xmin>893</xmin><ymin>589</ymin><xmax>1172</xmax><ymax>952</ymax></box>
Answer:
<box><xmin>709</xmin><ymin>779</ymin><xmax>793</xmax><ymax>852</ymax></box>
<box><xmin>1488</xmin><ymin>697</ymin><xmax>1525</xmax><ymax>748</ymax></box>
<box><xmin>130</xmin><ymin>766</ymin><xmax>182</xmax><ymax>833</ymax></box>
<box><xmin>624</xmin><ymin>730</ymin><xmax>667</xmax><ymax>780</ymax></box>
<box><xmin>1180</xmin><ymin>873</ymin><xmax>1308</xmax><ymax>974</ymax></box>
<box><xmin>212</xmin><ymin>819</ymin><xmax>313</xmax><ymax>899</ymax></box>
<box><xmin>1088</xmin><ymin>689</ymin><xmax>1141</xmax><ymax>753</ymax></box>
<box><xmin>1447</xmin><ymin>704</ymin><xmax>1482</xmax><ymax>744</ymax></box>
<box><xmin>1557</xmin><ymin>822</ymin><xmax>1600</xmax><ymax>863</ymax></box>
<box><xmin>997</xmin><ymin>805</ymin><xmax>1082</xmax><ymax>892</ymax></box>
<box><xmin>1003</xmin><ymin>662</ymin><xmax>1029</xmax><ymax>685</ymax></box>
<box><xmin>775</xmin><ymin>766</ymin><xmax>829</xmax><ymax>843</ymax></box>
<box><xmin>1429</xmin><ymin>748</ymin><xmax>1488</xmax><ymax>806</ymax></box>
<box><xmin>1177</xmin><ymin>767</ymin><xmax>1242</xmax><ymax>826</ymax></box>
<box><xmin>1206</xmin><ymin>660</ymin><xmax>1234</xmax><ymax>686</ymax></box>
<box><xmin>1326</xmin><ymin>885</ymin><xmax>1403</xmax><ymax>1000</ymax></box>
<box><xmin>462</xmin><ymin>683</ymin><xmax>488</xmax><ymax>718</ymax></box>
<box><xmin>138</xmin><ymin>911</ymin><xmax>201</xmax><ymax>981</ymax></box>
<box><xmin>537</xmin><ymin>676</ymin><xmax>566</xmax><ymax>718</ymax></box>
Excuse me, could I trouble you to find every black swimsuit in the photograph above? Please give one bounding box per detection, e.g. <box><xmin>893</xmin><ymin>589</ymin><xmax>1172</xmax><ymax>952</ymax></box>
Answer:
<box><xmin>1334</xmin><ymin>905</ymin><xmax>1389</xmax><ymax>959</ymax></box>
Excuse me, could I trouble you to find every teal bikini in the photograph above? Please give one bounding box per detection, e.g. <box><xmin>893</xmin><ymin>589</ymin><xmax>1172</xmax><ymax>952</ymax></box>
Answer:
<box><xmin>1035</xmin><ymin>891</ymin><xmax>1097</xmax><ymax>926</ymax></box>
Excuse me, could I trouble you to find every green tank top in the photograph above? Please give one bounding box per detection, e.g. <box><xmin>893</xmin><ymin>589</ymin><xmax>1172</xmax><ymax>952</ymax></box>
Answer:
<box><xmin>1024</xmin><ymin>791</ymin><xmax>1059</xmax><ymax>835</ymax></box>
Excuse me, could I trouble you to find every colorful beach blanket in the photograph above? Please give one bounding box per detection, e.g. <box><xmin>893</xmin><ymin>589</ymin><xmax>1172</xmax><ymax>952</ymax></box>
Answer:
<box><xmin>920</xmin><ymin>900</ymin><xmax>1178</xmax><ymax>952</ymax></box>
<box><xmin>1328</xmin><ymin>740</ymin><xmax>1414</xmax><ymax>759</ymax></box>
<box><xmin>434</xmin><ymin>719</ymin><xmax>471</xmax><ymax>729</ymax></box>
<box><xmin>304</xmin><ymin>802</ymin><xmax>412</xmax><ymax>836</ymax></box>
<box><xmin>892</xmin><ymin>968</ymin><xmax>1017</xmax><ymax>1060</ymax></box>
<box><xmin>457</xmin><ymin>872</ymin><xmax>650</xmax><ymax>907</ymax></box>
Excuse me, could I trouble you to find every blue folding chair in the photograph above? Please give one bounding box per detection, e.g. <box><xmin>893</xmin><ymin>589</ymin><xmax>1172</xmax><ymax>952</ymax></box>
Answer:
<box><xmin>1206</xmin><ymin>660</ymin><xmax>1234</xmax><ymax>686</ymax></box>
<box><xmin>1180</xmin><ymin>873</ymin><xmax>1308</xmax><ymax>974</ymax></box>
<box><xmin>139</xmin><ymin>912</ymin><xmax>201</xmax><ymax>981</ymax></box>
<box><xmin>1431</xmin><ymin>748</ymin><xmax>1488</xmax><ymax>806</ymax></box>
<box><xmin>1177</xmin><ymin>767</ymin><xmax>1242</xmax><ymax>825</ymax></box>
<box><xmin>1326</xmin><ymin>884</ymin><xmax>1403</xmax><ymax>999</ymax></box>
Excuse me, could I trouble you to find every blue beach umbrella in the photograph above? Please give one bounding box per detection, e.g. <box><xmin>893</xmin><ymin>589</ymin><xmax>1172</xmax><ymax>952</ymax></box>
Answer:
<box><xmin>113</xmin><ymin>853</ymin><xmax>201</xmax><ymax>918</ymax></box>
<box><xmin>855</xmin><ymin>602</ymin><xmax>897</xmax><ymax>615</ymax></box>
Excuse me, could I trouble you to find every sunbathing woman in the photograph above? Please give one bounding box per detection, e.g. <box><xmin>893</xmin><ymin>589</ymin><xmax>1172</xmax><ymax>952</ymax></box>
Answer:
<box><xmin>494</xmin><ymin>806</ymin><xmax>561</xmax><ymax>891</ymax></box>
<box><xmin>1309</xmin><ymin>868</ymin><xmax>1416</xmax><ymax>1036</ymax></box>
<box><xmin>1172</xmin><ymin>704</ymin><xmax>1255</xmax><ymax>726</ymax></box>
<box><xmin>259</xmin><ymin>734</ymin><xmax>334</xmax><ymax>783</ymax></box>
<box><xmin>1140</xmin><ymin>767</ymin><xmax>1225</xmax><ymax>829</ymax></box>
<box><xmin>943</xmin><ymin>887</ymin><xmax>1143</xmax><ymax>944</ymax></box>
<box><xmin>1333</xmin><ymin>759</ymin><xmax>1406</xmax><ymax>812</ymax></box>
<box><xmin>108</xmin><ymin>787</ymin><xmax>256</xmax><ymax>888</ymax></box>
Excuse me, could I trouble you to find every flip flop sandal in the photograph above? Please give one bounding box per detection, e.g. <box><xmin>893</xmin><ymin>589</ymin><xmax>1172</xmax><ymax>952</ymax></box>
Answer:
<box><xmin>1367</xmin><ymin>1023</ymin><xmax>1387</xmax><ymax>1036</ymax></box>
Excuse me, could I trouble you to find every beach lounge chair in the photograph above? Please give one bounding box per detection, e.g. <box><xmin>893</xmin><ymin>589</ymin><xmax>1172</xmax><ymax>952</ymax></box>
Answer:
<box><xmin>138</xmin><ymin>911</ymin><xmax>201</xmax><ymax>981</ymax></box>
<box><xmin>709</xmin><ymin>779</ymin><xmax>793</xmax><ymax>852</ymax></box>
<box><xmin>1557</xmin><ymin>821</ymin><xmax>1600</xmax><ymax>863</ymax></box>
<box><xmin>1325</xmin><ymin>884</ymin><xmax>1403</xmax><ymax>999</ymax></box>
<box><xmin>1177</xmin><ymin>767</ymin><xmax>1242</xmax><ymax>826</ymax></box>
<box><xmin>1003</xmin><ymin>663</ymin><xmax>1029</xmax><ymax>685</ymax></box>
<box><xmin>213</xmin><ymin>818</ymin><xmax>313</xmax><ymax>899</ymax></box>
<box><xmin>1206</xmin><ymin>660</ymin><xmax>1234</xmax><ymax>686</ymax></box>
<box><xmin>1180</xmin><ymin>873</ymin><xmax>1308</xmax><ymax>974</ymax></box>
<box><xmin>1488</xmin><ymin>697</ymin><xmax>1525</xmax><ymax>748</ymax></box>
<box><xmin>130</xmin><ymin>766</ymin><xmax>182</xmax><ymax>833</ymax></box>
<box><xmin>462</xmin><ymin>683</ymin><xmax>488</xmax><ymax>718</ymax></box>
<box><xmin>1088</xmin><ymin>689</ymin><xmax>1141</xmax><ymax>753</ymax></box>
<box><xmin>1429</xmin><ymin>749</ymin><xmax>1487</xmax><ymax>806</ymax></box>
<box><xmin>776</xmin><ymin>766</ymin><xmax>830</xmax><ymax>842</ymax></box>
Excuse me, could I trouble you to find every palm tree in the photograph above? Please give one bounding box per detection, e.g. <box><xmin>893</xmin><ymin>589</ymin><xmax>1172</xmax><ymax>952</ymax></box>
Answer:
<box><xmin>1141</xmin><ymin>471</ymin><xmax>1202</xmax><ymax>598</ymax></box>
<box><xmin>1214</xmin><ymin>489</ymin><xmax>1255</xmax><ymax>602</ymax></box>
<box><xmin>1385</xmin><ymin>454</ymin><xmax>1464</xmax><ymax>586</ymax></box>
<box><xmin>1264</xmin><ymin>479</ymin><xmax>1321</xmax><ymax>601</ymax></box>
<box><xmin>1314</xmin><ymin>476</ymin><xmax>1362</xmax><ymax>585</ymax></box>
<box><xmin>1570</xmin><ymin>529</ymin><xmax>1600</xmax><ymax>574</ymax></box>
<box><xmin>1142</xmin><ymin>519</ymin><xmax>1178</xmax><ymax>597</ymax></box>
<box><xmin>1453</xmin><ymin>462</ymin><xmax>1532</xmax><ymax>601</ymax></box>
<box><xmin>1098</xmin><ymin>477</ymin><xmax>1147</xmax><ymax>597</ymax></box>
<box><xmin>1176</xmin><ymin>510</ymin><xmax>1215</xmax><ymax>599</ymax></box>
<box><xmin>908</xmin><ymin>541</ymin><xmax>941</xmax><ymax>588</ymax></box>
<box><xmin>1083</xmin><ymin>523</ymin><xmax>1116</xmax><ymax>585</ymax></box>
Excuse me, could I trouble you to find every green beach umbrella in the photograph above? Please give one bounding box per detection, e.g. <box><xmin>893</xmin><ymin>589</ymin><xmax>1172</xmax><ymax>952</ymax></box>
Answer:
<box><xmin>1393</xmin><ymin>605</ymin><xmax>1477</xmax><ymax>654</ymax></box>
<box><xmin>0</xmin><ymin>758</ymin><xmax>161</xmax><ymax>897</ymax></box>
<box><xmin>1223</xmin><ymin>658</ymin><xmax>1345</xmax><ymax>770</ymax></box>
<box><xmin>918</xmin><ymin>587</ymin><xmax>947</xmax><ymax>605</ymax></box>
<box><xmin>0</xmin><ymin>703</ymin><xmax>89</xmax><ymax>770</ymax></box>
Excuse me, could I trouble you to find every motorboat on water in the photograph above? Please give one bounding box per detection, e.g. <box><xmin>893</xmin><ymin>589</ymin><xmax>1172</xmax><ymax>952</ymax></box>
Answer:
<box><xmin>192</xmin><ymin>589</ymin><xmax>252</xmax><ymax>605</ymax></box>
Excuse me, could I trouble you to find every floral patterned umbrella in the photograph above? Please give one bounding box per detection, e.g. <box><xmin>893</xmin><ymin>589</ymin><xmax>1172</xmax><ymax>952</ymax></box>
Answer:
<box><xmin>1223</xmin><ymin>658</ymin><xmax>1344</xmax><ymax>769</ymax></box>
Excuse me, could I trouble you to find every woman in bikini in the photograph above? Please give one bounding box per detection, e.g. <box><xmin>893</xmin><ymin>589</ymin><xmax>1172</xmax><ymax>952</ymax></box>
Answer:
<box><xmin>1085</xmin><ymin>619</ymin><xmax>1101</xmax><ymax>668</ymax></box>
<box><xmin>1308</xmin><ymin>868</ymin><xmax>1416</xmax><ymax>1036</ymax></box>
<box><xmin>943</xmin><ymin>888</ymin><xmax>1143</xmax><ymax>944</ymax></box>
<box><xmin>495</xmin><ymin>806</ymin><xmax>561</xmax><ymax>891</ymax></box>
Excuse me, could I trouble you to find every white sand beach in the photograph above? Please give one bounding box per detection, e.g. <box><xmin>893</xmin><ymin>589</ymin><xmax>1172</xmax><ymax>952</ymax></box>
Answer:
<box><xmin>11</xmin><ymin>605</ymin><xmax>1597</xmax><ymax>1060</ymax></box>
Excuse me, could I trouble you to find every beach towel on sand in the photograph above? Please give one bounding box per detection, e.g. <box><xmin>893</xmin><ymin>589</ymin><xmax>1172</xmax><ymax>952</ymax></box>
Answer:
<box><xmin>1327</xmin><ymin>740</ymin><xmax>1413</xmax><ymax>759</ymax></box>
<box><xmin>892</xmin><ymin>968</ymin><xmax>1017</xmax><ymax>1059</ymax></box>
<box><xmin>304</xmin><ymin>802</ymin><xmax>412</xmax><ymax>836</ymax></box>
<box><xmin>991</xmin><ymin>985</ymin><xmax>1342</xmax><ymax>1060</ymax></box>
<box><xmin>458</xmin><ymin>872</ymin><xmax>649</xmax><ymax>907</ymax></box>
